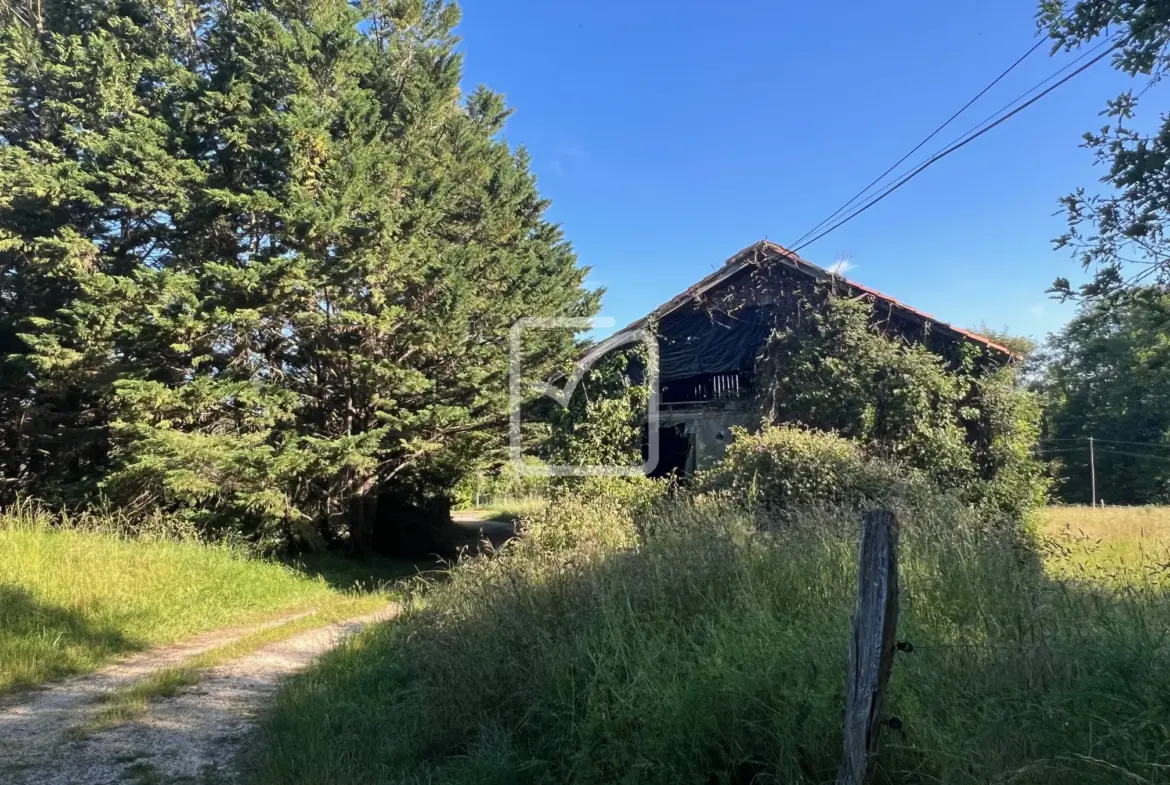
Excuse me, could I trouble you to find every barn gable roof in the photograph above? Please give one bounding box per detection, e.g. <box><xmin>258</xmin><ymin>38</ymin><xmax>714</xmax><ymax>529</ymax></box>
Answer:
<box><xmin>617</xmin><ymin>240</ymin><xmax>1017</xmax><ymax>360</ymax></box>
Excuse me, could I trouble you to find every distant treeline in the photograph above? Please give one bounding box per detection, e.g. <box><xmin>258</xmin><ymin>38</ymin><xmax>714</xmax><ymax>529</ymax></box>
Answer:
<box><xmin>1038</xmin><ymin>289</ymin><xmax>1170</xmax><ymax>506</ymax></box>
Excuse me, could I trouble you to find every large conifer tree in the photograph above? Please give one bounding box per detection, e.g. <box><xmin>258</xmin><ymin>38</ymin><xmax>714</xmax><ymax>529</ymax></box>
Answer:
<box><xmin>0</xmin><ymin>0</ymin><xmax>597</xmax><ymax>548</ymax></box>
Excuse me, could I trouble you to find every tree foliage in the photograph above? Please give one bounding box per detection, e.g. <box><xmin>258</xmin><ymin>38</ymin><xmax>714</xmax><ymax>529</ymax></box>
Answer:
<box><xmin>1039</xmin><ymin>0</ymin><xmax>1170</xmax><ymax>300</ymax></box>
<box><xmin>1039</xmin><ymin>287</ymin><xmax>1170</xmax><ymax>504</ymax></box>
<box><xmin>541</xmin><ymin>343</ymin><xmax>652</xmax><ymax>472</ymax></box>
<box><xmin>457</xmin><ymin>337</ymin><xmax>659</xmax><ymax>514</ymax></box>
<box><xmin>756</xmin><ymin>293</ymin><xmax>1048</xmax><ymax>518</ymax></box>
<box><xmin>0</xmin><ymin>0</ymin><xmax>596</xmax><ymax>550</ymax></box>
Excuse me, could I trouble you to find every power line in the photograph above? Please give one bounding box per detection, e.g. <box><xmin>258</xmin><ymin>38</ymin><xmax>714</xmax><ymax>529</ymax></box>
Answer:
<box><xmin>789</xmin><ymin>36</ymin><xmax>1048</xmax><ymax>250</ymax></box>
<box><xmin>792</xmin><ymin>40</ymin><xmax>1118</xmax><ymax>253</ymax></box>
<box><xmin>924</xmin><ymin>34</ymin><xmax>1118</xmax><ymax>169</ymax></box>
<box><xmin>1091</xmin><ymin>437</ymin><xmax>1170</xmax><ymax>450</ymax></box>
<box><xmin>790</xmin><ymin>38</ymin><xmax>1122</xmax><ymax>254</ymax></box>
<box><xmin>1096</xmin><ymin>447</ymin><xmax>1170</xmax><ymax>463</ymax></box>
<box><xmin>1039</xmin><ymin>444</ymin><xmax>1170</xmax><ymax>461</ymax></box>
<box><xmin>1038</xmin><ymin>436</ymin><xmax>1170</xmax><ymax>449</ymax></box>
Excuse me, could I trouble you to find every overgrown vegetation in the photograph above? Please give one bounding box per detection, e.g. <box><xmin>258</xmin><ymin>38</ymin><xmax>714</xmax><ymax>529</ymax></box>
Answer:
<box><xmin>458</xmin><ymin>340</ymin><xmax>656</xmax><ymax>523</ymax></box>
<box><xmin>452</xmin><ymin>458</ymin><xmax>551</xmax><ymax>512</ymax></box>
<box><xmin>540</xmin><ymin>343</ymin><xmax>653</xmax><ymax>472</ymax></box>
<box><xmin>0</xmin><ymin>505</ymin><xmax>383</xmax><ymax>693</ymax></box>
<box><xmin>0</xmin><ymin>0</ymin><xmax>595</xmax><ymax>552</ymax></box>
<box><xmin>757</xmin><ymin>293</ymin><xmax>1048</xmax><ymax>518</ymax></box>
<box><xmin>243</xmin><ymin>482</ymin><xmax>1170</xmax><ymax>785</ymax></box>
<box><xmin>694</xmin><ymin>424</ymin><xmax>925</xmax><ymax>513</ymax></box>
<box><xmin>2</xmin><ymin>3</ymin><xmax>1166</xmax><ymax>783</ymax></box>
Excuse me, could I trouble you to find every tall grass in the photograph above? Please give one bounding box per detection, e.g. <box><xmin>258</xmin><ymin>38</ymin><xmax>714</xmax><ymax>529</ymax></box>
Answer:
<box><xmin>0</xmin><ymin>505</ymin><xmax>351</xmax><ymax>693</ymax></box>
<box><xmin>244</xmin><ymin>493</ymin><xmax>1170</xmax><ymax>785</ymax></box>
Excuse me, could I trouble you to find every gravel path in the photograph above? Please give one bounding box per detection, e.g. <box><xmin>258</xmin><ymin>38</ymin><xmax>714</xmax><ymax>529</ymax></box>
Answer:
<box><xmin>0</xmin><ymin>604</ymin><xmax>399</xmax><ymax>785</ymax></box>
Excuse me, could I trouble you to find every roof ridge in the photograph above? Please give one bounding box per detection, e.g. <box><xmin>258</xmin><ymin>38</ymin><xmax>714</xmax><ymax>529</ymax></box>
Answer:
<box><xmin>755</xmin><ymin>240</ymin><xmax>1017</xmax><ymax>358</ymax></box>
<box><xmin>617</xmin><ymin>239</ymin><xmax>1018</xmax><ymax>360</ymax></box>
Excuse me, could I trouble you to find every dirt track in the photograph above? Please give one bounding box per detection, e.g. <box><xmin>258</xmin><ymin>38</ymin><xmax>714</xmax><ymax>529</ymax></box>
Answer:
<box><xmin>0</xmin><ymin>604</ymin><xmax>398</xmax><ymax>785</ymax></box>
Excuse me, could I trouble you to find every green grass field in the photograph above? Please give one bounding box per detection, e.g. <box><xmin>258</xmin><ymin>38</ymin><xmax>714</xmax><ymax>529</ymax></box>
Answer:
<box><xmin>0</xmin><ymin>509</ymin><xmax>391</xmax><ymax>694</ymax></box>
<box><xmin>243</xmin><ymin>500</ymin><xmax>1170</xmax><ymax>785</ymax></box>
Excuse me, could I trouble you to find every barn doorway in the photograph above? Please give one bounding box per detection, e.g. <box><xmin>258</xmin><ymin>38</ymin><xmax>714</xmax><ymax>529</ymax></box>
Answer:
<box><xmin>647</xmin><ymin>422</ymin><xmax>691</xmax><ymax>480</ymax></box>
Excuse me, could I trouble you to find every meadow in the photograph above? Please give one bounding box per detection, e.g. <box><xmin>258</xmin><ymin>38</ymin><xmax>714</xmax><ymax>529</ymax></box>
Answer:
<box><xmin>6</xmin><ymin>491</ymin><xmax>1167</xmax><ymax>784</ymax></box>
<box><xmin>1041</xmin><ymin>505</ymin><xmax>1170</xmax><ymax>571</ymax></box>
<box><xmin>242</xmin><ymin>495</ymin><xmax>1170</xmax><ymax>785</ymax></box>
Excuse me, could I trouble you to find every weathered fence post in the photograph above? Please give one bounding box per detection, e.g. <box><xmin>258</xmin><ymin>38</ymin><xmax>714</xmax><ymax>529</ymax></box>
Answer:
<box><xmin>836</xmin><ymin>510</ymin><xmax>900</xmax><ymax>785</ymax></box>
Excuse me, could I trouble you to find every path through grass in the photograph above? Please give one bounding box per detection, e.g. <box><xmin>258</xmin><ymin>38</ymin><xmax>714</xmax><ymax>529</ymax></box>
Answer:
<box><xmin>79</xmin><ymin>593</ymin><xmax>387</xmax><ymax>734</ymax></box>
<box><xmin>0</xmin><ymin>511</ymin><xmax>394</xmax><ymax>694</ymax></box>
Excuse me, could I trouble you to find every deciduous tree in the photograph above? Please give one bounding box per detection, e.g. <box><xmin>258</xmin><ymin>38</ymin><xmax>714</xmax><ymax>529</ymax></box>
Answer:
<box><xmin>1040</xmin><ymin>0</ymin><xmax>1170</xmax><ymax>300</ymax></box>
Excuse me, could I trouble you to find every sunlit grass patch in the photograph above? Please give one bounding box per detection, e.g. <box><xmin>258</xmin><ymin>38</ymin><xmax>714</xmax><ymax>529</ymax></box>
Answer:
<box><xmin>0</xmin><ymin>507</ymin><xmax>387</xmax><ymax>693</ymax></box>
<box><xmin>459</xmin><ymin>494</ymin><xmax>549</xmax><ymax>523</ymax></box>
<box><xmin>1040</xmin><ymin>505</ymin><xmax>1170</xmax><ymax>583</ymax></box>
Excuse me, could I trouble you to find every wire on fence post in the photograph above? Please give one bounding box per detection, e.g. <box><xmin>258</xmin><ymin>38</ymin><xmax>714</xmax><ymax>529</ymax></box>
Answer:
<box><xmin>836</xmin><ymin>510</ymin><xmax>900</xmax><ymax>785</ymax></box>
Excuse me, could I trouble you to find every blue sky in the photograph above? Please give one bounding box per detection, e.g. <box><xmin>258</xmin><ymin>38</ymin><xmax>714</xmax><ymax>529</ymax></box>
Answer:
<box><xmin>456</xmin><ymin>1</ymin><xmax>1141</xmax><ymax>343</ymax></box>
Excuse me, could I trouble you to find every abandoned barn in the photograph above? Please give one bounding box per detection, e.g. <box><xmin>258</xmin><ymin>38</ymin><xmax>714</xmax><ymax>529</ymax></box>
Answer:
<box><xmin>609</xmin><ymin>240</ymin><xmax>1017</xmax><ymax>476</ymax></box>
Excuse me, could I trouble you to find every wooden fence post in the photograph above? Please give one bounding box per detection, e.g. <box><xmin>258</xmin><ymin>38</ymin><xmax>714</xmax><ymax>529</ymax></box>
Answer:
<box><xmin>836</xmin><ymin>510</ymin><xmax>900</xmax><ymax>785</ymax></box>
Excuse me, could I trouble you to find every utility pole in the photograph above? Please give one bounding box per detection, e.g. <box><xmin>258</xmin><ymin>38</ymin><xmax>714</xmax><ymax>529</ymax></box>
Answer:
<box><xmin>1089</xmin><ymin>436</ymin><xmax>1097</xmax><ymax>507</ymax></box>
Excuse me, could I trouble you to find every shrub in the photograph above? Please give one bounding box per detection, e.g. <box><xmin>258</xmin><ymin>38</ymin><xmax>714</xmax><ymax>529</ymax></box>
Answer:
<box><xmin>451</xmin><ymin>458</ymin><xmax>552</xmax><ymax>510</ymax></box>
<box><xmin>518</xmin><ymin>476</ymin><xmax>666</xmax><ymax>554</ymax></box>
<box><xmin>519</xmin><ymin>492</ymin><xmax>639</xmax><ymax>554</ymax></box>
<box><xmin>693</xmin><ymin>424</ymin><xmax>921</xmax><ymax>514</ymax></box>
<box><xmin>540</xmin><ymin>345</ymin><xmax>652</xmax><ymax>473</ymax></box>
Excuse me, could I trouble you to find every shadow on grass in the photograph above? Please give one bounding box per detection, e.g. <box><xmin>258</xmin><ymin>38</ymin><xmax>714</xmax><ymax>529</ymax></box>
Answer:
<box><xmin>444</xmin><ymin>518</ymin><xmax>518</xmax><ymax>550</ymax></box>
<box><xmin>0</xmin><ymin>585</ymin><xmax>137</xmax><ymax>693</ymax></box>
<box><xmin>244</xmin><ymin>519</ymin><xmax>1170</xmax><ymax>785</ymax></box>
<box><xmin>286</xmin><ymin>552</ymin><xmax>440</xmax><ymax>593</ymax></box>
<box><xmin>287</xmin><ymin>520</ymin><xmax>517</xmax><ymax>594</ymax></box>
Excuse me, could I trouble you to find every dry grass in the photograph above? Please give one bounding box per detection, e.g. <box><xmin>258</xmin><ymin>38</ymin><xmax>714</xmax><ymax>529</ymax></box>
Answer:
<box><xmin>1041</xmin><ymin>504</ymin><xmax>1170</xmax><ymax>545</ymax></box>
<box><xmin>1040</xmin><ymin>505</ymin><xmax>1170</xmax><ymax>582</ymax></box>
